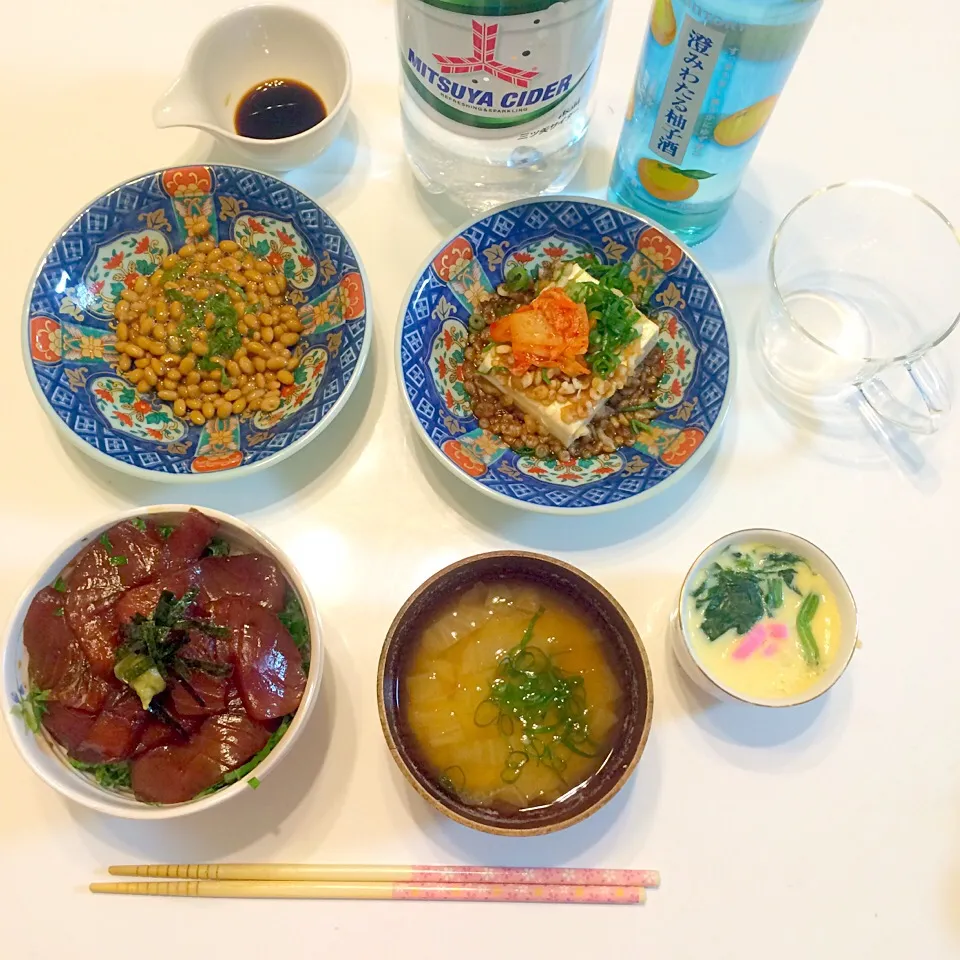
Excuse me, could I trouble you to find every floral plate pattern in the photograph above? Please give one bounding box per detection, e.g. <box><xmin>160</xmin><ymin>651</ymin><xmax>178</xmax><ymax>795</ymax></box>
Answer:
<box><xmin>23</xmin><ymin>165</ymin><xmax>370</xmax><ymax>479</ymax></box>
<box><xmin>398</xmin><ymin>197</ymin><xmax>732</xmax><ymax>513</ymax></box>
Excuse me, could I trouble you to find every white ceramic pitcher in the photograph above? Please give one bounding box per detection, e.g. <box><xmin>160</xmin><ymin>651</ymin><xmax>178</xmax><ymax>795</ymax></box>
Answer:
<box><xmin>154</xmin><ymin>4</ymin><xmax>352</xmax><ymax>173</ymax></box>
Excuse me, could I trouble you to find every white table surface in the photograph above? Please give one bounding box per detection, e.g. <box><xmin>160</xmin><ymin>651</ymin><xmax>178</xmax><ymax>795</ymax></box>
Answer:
<box><xmin>2</xmin><ymin>1</ymin><xmax>959</xmax><ymax>957</ymax></box>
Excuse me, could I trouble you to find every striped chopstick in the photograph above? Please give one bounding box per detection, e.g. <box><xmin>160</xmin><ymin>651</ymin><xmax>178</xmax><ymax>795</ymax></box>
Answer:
<box><xmin>108</xmin><ymin>863</ymin><xmax>660</xmax><ymax>888</ymax></box>
<box><xmin>90</xmin><ymin>879</ymin><xmax>646</xmax><ymax>904</ymax></box>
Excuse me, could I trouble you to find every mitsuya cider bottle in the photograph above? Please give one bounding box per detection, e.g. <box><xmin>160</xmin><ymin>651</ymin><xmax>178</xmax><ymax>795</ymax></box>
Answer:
<box><xmin>396</xmin><ymin>0</ymin><xmax>612</xmax><ymax>212</ymax></box>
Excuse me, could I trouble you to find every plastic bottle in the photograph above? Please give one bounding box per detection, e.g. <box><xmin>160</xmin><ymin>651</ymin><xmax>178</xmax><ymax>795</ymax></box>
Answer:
<box><xmin>609</xmin><ymin>0</ymin><xmax>822</xmax><ymax>244</ymax></box>
<box><xmin>396</xmin><ymin>0</ymin><xmax>612</xmax><ymax>212</ymax></box>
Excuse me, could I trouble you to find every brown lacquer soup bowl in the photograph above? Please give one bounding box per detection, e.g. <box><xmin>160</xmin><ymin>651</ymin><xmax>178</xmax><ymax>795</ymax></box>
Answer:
<box><xmin>378</xmin><ymin>551</ymin><xmax>653</xmax><ymax>836</ymax></box>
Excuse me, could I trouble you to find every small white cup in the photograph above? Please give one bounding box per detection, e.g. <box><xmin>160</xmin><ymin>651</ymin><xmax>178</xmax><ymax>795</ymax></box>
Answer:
<box><xmin>153</xmin><ymin>4</ymin><xmax>352</xmax><ymax>172</ymax></box>
<box><xmin>671</xmin><ymin>528</ymin><xmax>858</xmax><ymax>707</ymax></box>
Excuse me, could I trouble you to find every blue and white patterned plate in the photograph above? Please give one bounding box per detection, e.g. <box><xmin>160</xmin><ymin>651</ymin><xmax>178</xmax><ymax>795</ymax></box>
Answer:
<box><xmin>397</xmin><ymin>197</ymin><xmax>732</xmax><ymax>513</ymax></box>
<box><xmin>23</xmin><ymin>165</ymin><xmax>370</xmax><ymax>480</ymax></box>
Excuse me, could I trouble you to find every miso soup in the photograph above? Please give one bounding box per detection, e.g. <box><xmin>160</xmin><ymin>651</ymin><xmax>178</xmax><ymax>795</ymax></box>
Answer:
<box><xmin>402</xmin><ymin>580</ymin><xmax>626</xmax><ymax>813</ymax></box>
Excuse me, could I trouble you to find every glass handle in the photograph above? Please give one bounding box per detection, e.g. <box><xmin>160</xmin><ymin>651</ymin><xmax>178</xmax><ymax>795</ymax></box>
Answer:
<box><xmin>857</xmin><ymin>357</ymin><xmax>949</xmax><ymax>435</ymax></box>
<box><xmin>907</xmin><ymin>355</ymin><xmax>949</xmax><ymax>415</ymax></box>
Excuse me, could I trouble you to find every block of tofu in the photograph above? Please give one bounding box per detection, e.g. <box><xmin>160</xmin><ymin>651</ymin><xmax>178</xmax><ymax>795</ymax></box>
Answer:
<box><xmin>477</xmin><ymin>262</ymin><xmax>660</xmax><ymax>447</ymax></box>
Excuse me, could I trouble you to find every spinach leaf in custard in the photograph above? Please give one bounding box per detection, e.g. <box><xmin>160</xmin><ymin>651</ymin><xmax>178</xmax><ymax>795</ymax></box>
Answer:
<box><xmin>693</xmin><ymin>550</ymin><xmax>806</xmax><ymax>642</ymax></box>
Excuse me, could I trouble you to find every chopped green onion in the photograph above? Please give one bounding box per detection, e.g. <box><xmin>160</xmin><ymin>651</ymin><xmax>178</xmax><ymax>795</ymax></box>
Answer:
<box><xmin>503</xmin><ymin>265</ymin><xmax>532</xmax><ymax>293</ymax></box>
<box><xmin>567</xmin><ymin>257</ymin><xmax>641</xmax><ymax>379</ymax></box>
<box><xmin>114</xmin><ymin>653</ymin><xmax>166</xmax><ymax>710</ymax></box>
<box><xmin>438</xmin><ymin>765</ymin><xmax>466</xmax><ymax>795</ymax></box>
<box><xmin>474</xmin><ymin>606</ymin><xmax>596</xmax><ymax>785</ymax></box>
<box><xmin>796</xmin><ymin>593</ymin><xmax>821</xmax><ymax>666</ymax></box>
<box><xmin>203</xmin><ymin>537</ymin><xmax>231</xmax><ymax>558</ymax></box>
<box><xmin>70</xmin><ymin>759</ymin><xmax>132</xmax><ymax>791</ymax></box>
<box><xmin>198</xmin><ymin>271</ymin><xmax>245</xmax><ymax>295</ymax></box>
<box><xmin>160</xmin><ymin>260</ymin><xmax>189</xmax><ymax>283</ymax></box>
<box><xmin>11</xmin><ymin>686</ymin><xmax>50</xmax><ymax>733</ymax></box>
<box><xmin>765</xmin><ymin>578</ymin><xmax>784</xmax><ymax>612</ymax></box>
<box><xmin>113</xmin><ymin>588</ymin><xmax>230</xmax><ymax>710</ymax></box>
<box><xmin>277</xmin><ymin>592</ymin><xmax>310</xmax><ymax>672</ymax></box>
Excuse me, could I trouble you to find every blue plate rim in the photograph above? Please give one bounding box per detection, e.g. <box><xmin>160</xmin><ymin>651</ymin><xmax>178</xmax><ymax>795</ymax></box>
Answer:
<box><xmin>21</xmin><ymin>163</ymin><xmax>373</xmax><ymax>483</ymax></box>
<box><xmin>395</xmin><ymin>194</ymin><xmax>736</xmax><ymax>515</ymax></box>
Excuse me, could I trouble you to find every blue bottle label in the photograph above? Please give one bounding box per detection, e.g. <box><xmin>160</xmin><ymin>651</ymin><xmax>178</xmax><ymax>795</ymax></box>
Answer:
<box><xmin>610</xmin><ymin>1</ymin><xmax>821</xmax><ymax>241</ymax></box>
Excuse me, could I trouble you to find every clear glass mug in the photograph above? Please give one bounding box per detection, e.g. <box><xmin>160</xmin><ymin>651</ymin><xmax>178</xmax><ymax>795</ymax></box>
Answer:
<box><xmin>758</xmin><ymin>182</ymin><xmax>960</xmax><ymax>434</ymax></box>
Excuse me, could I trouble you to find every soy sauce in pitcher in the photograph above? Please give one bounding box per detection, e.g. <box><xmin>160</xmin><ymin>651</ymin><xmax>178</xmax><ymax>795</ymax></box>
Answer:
<box><xmin>235</xmin><ymin>78</ymin><xmax>327</xmax><ymax>140</ymax></box>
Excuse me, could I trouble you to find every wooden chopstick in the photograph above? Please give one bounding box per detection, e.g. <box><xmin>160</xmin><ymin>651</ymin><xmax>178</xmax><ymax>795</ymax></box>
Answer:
<box><xmin>91</xmin><ymin>880</ymin><xmax>646</xmax><ymax>904</ymax></box>
<box><xmin>107</xmin><ymin>863</ymin><xmax>661</xmax><ymax>888</ymax></box>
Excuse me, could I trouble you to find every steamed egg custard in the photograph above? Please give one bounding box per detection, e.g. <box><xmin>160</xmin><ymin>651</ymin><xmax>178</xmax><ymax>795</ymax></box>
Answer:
<box><xmin>403</xmin><ymin>582</ymin><xmax>625</xmax><ymax>813</ymax></box>
<box><xmin>685</xmin><ymin>543</ymin><xmax>842</xmax><ymax>700</ymax></box>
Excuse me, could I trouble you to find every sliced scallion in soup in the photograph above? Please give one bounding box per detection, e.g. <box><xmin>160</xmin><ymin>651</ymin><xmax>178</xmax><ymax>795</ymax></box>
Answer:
<box><xmin>402</xmin><ymin>581</ymin><xmax>625</xmax><ymax>813</ymax></box>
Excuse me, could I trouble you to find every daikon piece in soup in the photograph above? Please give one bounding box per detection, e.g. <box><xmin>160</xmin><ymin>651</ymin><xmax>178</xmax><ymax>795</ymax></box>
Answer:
<box><xmin>685</xmin><ymin>542</ymin><xmax>842</xmax><ymax>700</ymax></box>
<box><xmin>402</xmin><ymin>580</ymin><xmax>625</xmax><ymax>813</ymax></box>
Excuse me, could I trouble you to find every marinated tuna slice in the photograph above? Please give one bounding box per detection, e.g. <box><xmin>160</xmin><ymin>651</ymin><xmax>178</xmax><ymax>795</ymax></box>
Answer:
<box><xmin>155</xmin><ymin>509</ymin><xmax>220</xmax><ymax>574</ymax></box>
<box><xmin>134</xmin><ymin>718</ymin><xmax>184</xmax><ymax>756</ymax></box>
<box><xmin>49</xmin><ymin>666</ymin><xmax>110</xmax><ymax>715</ymax></box>
<box><xmin>196</xmin><ymin>555</ymin><xmax>286</xmax><ymax>611</ymax></box>
<box><xmin>134</xmin><ymin>703</ymin><xmax>201</xmax><ymax>755</ymax></box>
<box><xmin>24</xmin><ymin>587</ymin><xmax>77</xmax><ymax>691</ymax></box>
<box><xmin>214</xmin><ymin>598</ymin><xmax>306</xmax><ymax>721</ymax></box>
<box><xmin>73</xmin><ymin>608</ymin><xmax>119</xmax><ymax>678</ymax></box>
<box><xmin>179</xmin><ymin>627</ymin><xmax>233</xmax><ymax>666</ymax></box>
<box><xmin>113</xmin><ymin>567</ymin><xmax>196</xmax><ymax>624</ymax></box>
<box><xmin>41</xmin><ymin>701</ymin><xmax>97</xmax><ymax>754</ymax></box>
<box><xmin>169</xmin><ymin>673</ymin><xmax>231</xmax><ymax>717</ymax></box>
<box><xmin>130</xmin><ymin>742</ymin><xmax>223</xmax><ymax>805</ymax></box>
<box><xmin>201</xmin><ymin>701</ymin><xmax>276</xmax><ymax>770</ymax></box>
<box><xmin>167</xmin><ymin>631</ymin><xmax>232</xmax><ymax>717</ymax></box>
<box><xmin>24</xmin><ymin>587</ymin><xmax>109</xmax><ymax>713</ymax></box>
<box><xmin>161</xmin><ymin>697</ymin><xmax>206</xmax><ymax>737</ymax></box>
<box><xmin>107</xmin><ymin>520</ymin><xmax>165</xmax><ymax>586</ymax></box>
<box><xmin>65</xmin><ymin>520</ymin><xmax>163</xmax><ymax>666</ymax></box>
<box><xmin>66</xmin><ymin>519</ymin><xmax>163</xmax><ymax>608</ymax></box>
<box><xmin>61</xmin><ymin>673</ymin><xmax>110</xmax><ymax>714</ymax></box>
<box><xmin>130</xmin><ymin>706</ymin><xmax>272</xmax><ymax>804</ymax></box>
<box><xmin>114</xmin><ymin>553</ymin><xmax>283</xmax><ymax>628</ymax></box>
<box><xmin>73</xmin><ymin>688</ymin><xmax>148</xmax><ymax>764</ymax></box>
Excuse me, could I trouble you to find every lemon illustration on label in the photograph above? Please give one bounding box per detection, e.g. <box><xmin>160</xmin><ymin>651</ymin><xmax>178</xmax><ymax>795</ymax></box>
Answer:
<box><xmin>638</xmin><ymin>159</ymin><xmax>714</xmax><ymax>202</ymax></box>
<box><xmin>650</xmin><ymin>0</ymin><xmax>677</xmax><ymax>47</ymax></box>
<box><xmin>714</xmin><ymin>95</ymin><xmax>779</xmax><ymax>147</ymax></box>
